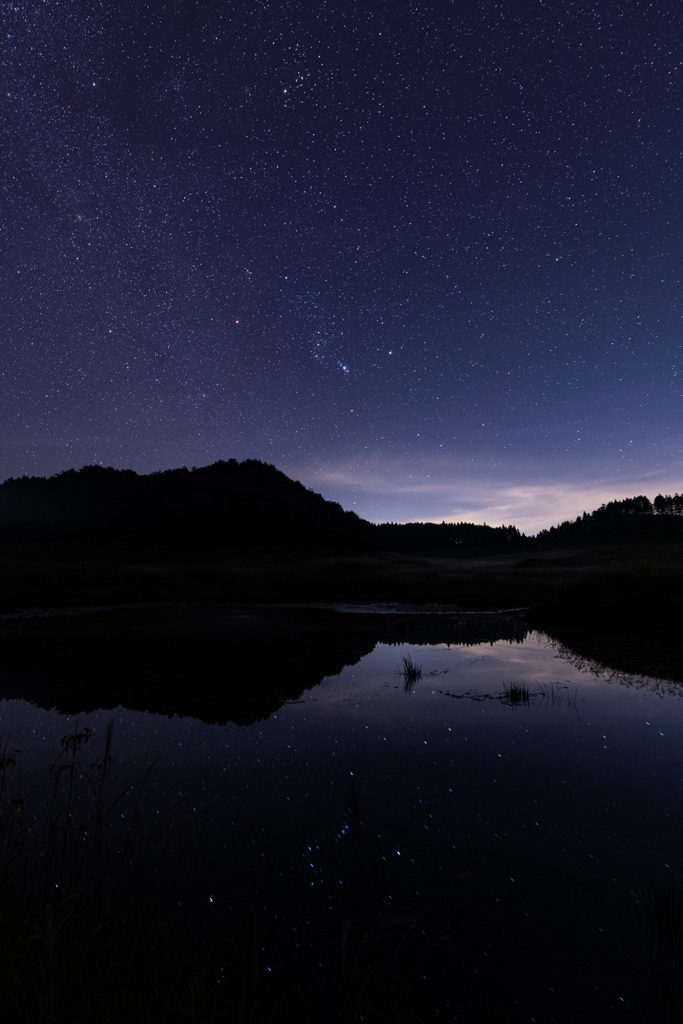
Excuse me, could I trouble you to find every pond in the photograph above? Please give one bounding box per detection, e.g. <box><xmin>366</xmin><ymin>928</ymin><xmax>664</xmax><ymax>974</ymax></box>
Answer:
<box><xmin>1</xmin><ymin>608</ymin><xmax>682</xmax><ymax>1022</ymax></box>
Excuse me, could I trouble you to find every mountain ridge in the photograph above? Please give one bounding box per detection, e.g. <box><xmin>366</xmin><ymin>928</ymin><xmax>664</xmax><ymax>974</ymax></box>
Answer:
<box><xmin>0</xmin><ymin>459</ymin><xmax>681</xmax><ymax>548</ymax></box>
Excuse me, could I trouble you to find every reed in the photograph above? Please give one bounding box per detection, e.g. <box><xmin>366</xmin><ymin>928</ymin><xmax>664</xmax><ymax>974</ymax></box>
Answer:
<box><xmin>0</xmin><ymin>724</ymin><xmax>217</xmax><ymax>1023</ymax></box>
<box><xmin>502</xmin><ymin>682</ymin><xmax>530</xmax><ymax>706</ymax></box>
<box><xmin>0</xmin><ymin>728</ymin><xmax>429</xmax><ymax>1023</ymax></box>
<box><xmin>399</xmin><ymin>654</ymin><xmax>423</xmax><ymax>692</ymax></box>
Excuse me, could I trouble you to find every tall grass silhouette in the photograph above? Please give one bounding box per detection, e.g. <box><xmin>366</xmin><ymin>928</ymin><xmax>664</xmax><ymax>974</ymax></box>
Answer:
<box><xmin>0</xmin><ymin>726</ymin><xmax>431</xmax><ymax>1023</ymax></box>
<box><xmin>399</xmin><ymin>654</ymin><xmax>423</xmax><ymax>693</ymax></box>
<box><xmin>0</xmin><ymin>722</ymin><xmax>219</xmax><ymax>1023</ymax></box>
<box><xmin>502</xmin><ymin>682</ymin><xmax>530</xmax><ymax>706</ymax></box>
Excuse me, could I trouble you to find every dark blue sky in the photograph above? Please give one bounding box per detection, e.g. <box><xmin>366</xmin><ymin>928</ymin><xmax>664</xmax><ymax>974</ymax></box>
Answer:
<box><xmin>2</xmin><ymin>0</ymin><xmax>681</xmax><ymax>531</ymax></box>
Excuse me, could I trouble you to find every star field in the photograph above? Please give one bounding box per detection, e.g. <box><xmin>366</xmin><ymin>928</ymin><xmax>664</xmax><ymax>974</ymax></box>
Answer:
<box><xmin>2</xmin><ymin>1</ymin><xmax>682</xmax><ymax>531</ymax></box>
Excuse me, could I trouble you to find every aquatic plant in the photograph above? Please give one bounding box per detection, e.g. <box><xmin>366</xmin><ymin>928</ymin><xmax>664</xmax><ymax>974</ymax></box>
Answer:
<box><xmin>399</xmin><ymin>654</ymin><xmax>423</xmax><ymax>692</ymax></box>
<box><xmin>537</xmin><ymin>681</ymin><xmax>580</xmax><ymax>712</ymax></box>
<box><xmin>502</xmin><ymin>682</ymin><xmax>530</xmax><ymax>706</ymax></box>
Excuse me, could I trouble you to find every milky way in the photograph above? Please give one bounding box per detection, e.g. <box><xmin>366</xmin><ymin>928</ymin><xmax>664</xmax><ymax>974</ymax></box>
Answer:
<box><xmin>2</xmin><ymin>1</ymin><xmax>681</xmax><ymax>530</ymax></box>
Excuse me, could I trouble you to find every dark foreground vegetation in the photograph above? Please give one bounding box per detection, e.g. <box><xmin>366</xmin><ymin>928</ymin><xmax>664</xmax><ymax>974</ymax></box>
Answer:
<box><xmin>0</xmin><ymin>611</ymin><xmax>529</xmax><ymax>1024</ymax></box>
<box><xmin>0</xmin><ymin>715</ymin><xmax>460</xmax><ymax>1024</ymax></box>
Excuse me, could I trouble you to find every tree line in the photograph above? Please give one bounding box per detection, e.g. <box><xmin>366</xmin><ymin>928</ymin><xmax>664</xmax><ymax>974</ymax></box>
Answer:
<box><xmin>0</xmin><ymin>461</ymin><xmax>522</xmax><ymax>552</ymax></box>
<box><xmin>535</xmin><ymin>492</ymin><xmax>683</xmax><ymax>544</ymax></box>
<box><xmin>0</xmin><ymin>461</ymin><xmax>680</xmax><ymax>551</ymax></box>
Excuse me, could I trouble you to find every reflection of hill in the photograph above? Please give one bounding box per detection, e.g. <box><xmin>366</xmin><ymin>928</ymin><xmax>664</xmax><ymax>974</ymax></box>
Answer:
<box><xmin>530</xmin><ymin>563</ymin><xmax>683</xmax><ymax>684</ymax></box>
<box><xmin>540</xmin><ymin>621</ymin><xmax>683</xmax><ymax>688</ymax></box>
<box><xmin>0</xmin><ymin>605</ymin><xmax>529</xmax><ymax>725</ymax></box>
<box><xmin>547</xmin><ymin>635</ymin><xmax>683</xmax><ymax>694</ymax></box>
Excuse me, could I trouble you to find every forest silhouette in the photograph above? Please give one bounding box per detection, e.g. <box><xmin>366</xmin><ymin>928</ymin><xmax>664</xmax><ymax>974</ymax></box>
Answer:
<box><xmin>1</xmin><ymin>458</ymin><xmax>680</xmax><ymax>549</ymax></box>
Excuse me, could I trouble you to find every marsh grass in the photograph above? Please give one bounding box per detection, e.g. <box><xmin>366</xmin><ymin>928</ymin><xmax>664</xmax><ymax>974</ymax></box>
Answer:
<box><xmin>0</xmin><ymin>741</ymin><xmax>24</xmax><ymax>875</ymax></box>
<box><xmin>0</xmin><ymin>728</ymin><xmax>430</xmax><ymax>1023</ymax></box>
<box><xmin>0</xmin><ymin>723</ymin><xmax>222</xmax><ymax>1024</ymax></box>
<box><xmin>500</xmin><ymin>681</ymin><xmax>578</xmax><ymax>711</ymax></box>
<box><xmin>40</xmin><ymin>719</ymin><xmax>188</xmax><ymax>908</ymax></box>
<box><xmin>649</xmin><ymin>874</ymin><xmax>683</xmax><ymax>1022</ymax></box>
<box><xmin>335</xmin><ymin>779</ymin><xmax>432</xmax><ymax>1024</ymax></box>
<box><xmin>502</xmin><ymin>682</ymin><xmax>530</xmax><ymax>706</ymax></box>
<box><xmin>399</xmin><ymin>654</ymin><xmax>423</xmax><ymax>692</ymax></box>
<box><xmin>538</xmin><ymin>681</ymin><xmax>561</xmax><ymax>706</ymax></box>
<box><xmin>537</xmin><ymin>682</ymin><xmax>579</xmax><ymax>712</ymax></box>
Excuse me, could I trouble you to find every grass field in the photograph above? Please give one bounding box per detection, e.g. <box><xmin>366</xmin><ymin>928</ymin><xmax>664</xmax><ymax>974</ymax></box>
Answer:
<box><xmin>1</xmin><ymin>536</ymin><xmax>682</xmax><ymax>609</ymax></box>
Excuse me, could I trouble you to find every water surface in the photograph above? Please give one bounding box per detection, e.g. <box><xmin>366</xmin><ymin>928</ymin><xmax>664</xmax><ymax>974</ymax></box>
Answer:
<box><xmin>1</xmin><ymin>627</ymin><xmax>682</xmax><ymax>1022</ymax></box>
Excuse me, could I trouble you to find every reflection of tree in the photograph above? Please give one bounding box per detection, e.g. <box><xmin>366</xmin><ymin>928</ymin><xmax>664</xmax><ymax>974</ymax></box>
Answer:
<box><xmin>0</xmin><ymin>607</ymin><xmax>530</xmax><ymax>725</ymax></box>
<box><xmin>544</xmin><ymin>634</ymin><xmax>683</xmax><ymax>697</ymax></box>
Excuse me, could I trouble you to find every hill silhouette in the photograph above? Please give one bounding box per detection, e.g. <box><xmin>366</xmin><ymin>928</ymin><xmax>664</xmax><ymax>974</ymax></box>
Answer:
<box><xmin>0</xmin><ymin>460</ymin><xmax>526</xmax><ymax>551</ymax></box>
<box><xmin>0</xmin><ymin>459</ymin><xmax>372</xmax><ymax>551</ymax></box>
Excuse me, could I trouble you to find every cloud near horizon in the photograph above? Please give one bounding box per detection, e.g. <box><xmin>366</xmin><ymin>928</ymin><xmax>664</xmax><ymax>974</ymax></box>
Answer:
<box><xmin>292</xmin><ymin>456</ymin><xmax>683</xmax><ymax>535</ymax></box>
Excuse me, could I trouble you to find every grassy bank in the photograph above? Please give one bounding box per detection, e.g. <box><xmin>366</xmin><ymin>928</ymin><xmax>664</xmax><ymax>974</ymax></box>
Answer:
<box><xmin>0</xmin><ymin>539</ymin><xmax>532</xmax><ymax>610</ymax></box>
<box><xmin>2</xmin><ymin>536</ymin><xmax>682</xmax><ymax>610</ymax></box>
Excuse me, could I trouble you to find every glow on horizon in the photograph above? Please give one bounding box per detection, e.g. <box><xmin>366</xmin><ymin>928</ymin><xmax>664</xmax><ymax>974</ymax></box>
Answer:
<box><xmin>294</xmin><ymin>457</ymin><xmax>683</xmax><ymax>535</ymax></box>
<box><xmin>2</xmin><ymin>453</ymin><xmax>680</xmax><ymax>538</ymax></box>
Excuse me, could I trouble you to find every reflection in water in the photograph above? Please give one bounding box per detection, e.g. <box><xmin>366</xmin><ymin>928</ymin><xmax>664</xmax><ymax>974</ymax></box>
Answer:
<box><xmin>550</xmin><ymin>637</ymin><xmax>683</xmax><ymax>698</ymax></box>
<box><xmin>439</xmin><ymin>679</ymin><xmax>579</xmax><ymax>712</ymax></box>
<box><xmin>399</xmin><ymin>653</ymin><xmax>423</xmax><ymax>694</ymax></box>
<box><xmin>541</xmin><ymin>617</ymin><xmax>683</xmax><ymax>688</ymax></box>
<box><xmin>0</xmin><ymin>604</ymin><xmax>529</xmax><ymax>723</ymax></box>
<box><xmin>1</xmin><ymin>613</ymin><xmax>683</xmax><ymax>1021</ymax></box>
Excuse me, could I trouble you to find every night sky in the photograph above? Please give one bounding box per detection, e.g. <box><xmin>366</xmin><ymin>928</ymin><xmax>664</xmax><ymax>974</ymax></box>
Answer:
<box><xmin>2</xmin><ymin>1</ymin><xmax>681</xmax><ymax>533</ymax></box>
